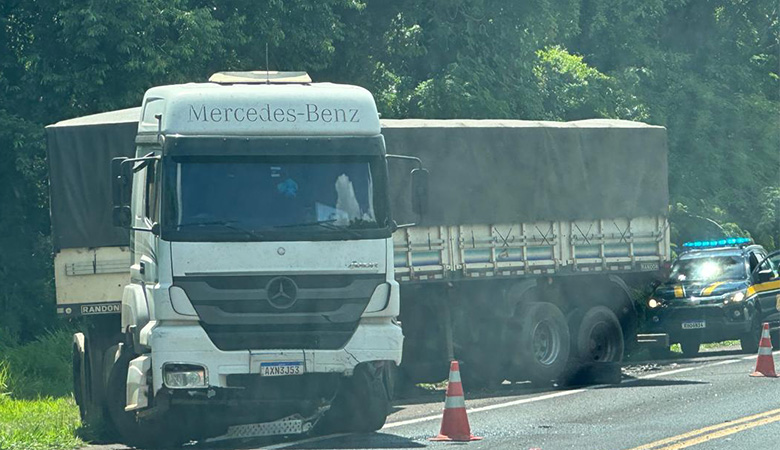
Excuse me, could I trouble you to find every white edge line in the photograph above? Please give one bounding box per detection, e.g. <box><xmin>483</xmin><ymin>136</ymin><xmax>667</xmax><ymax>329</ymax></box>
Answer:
<box><xmin>637</xmin><ymin>358</ymin><xmax>741</xmax><ymax>379</ymax></box>
<box><xmin>384</xmin><ymin>353</ymin><xmax>761</xmax><ymax>429</ymax></box>
<box><xmin>382</xmin><ymin>388</ymin><xmax>587</xmax><ymax>429</ymax></box>
<box><xmin>264</xmin><ymin>353</ymin><xmax>763</xmax><ymax>448</ymax></box>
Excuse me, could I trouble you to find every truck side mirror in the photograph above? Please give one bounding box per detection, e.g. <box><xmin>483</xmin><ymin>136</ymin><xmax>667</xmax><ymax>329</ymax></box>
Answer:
<box><xmin>411</xmin><ymin>168</ymin><xmax>429</xmax><ymax>219</ymax></box>
<box><xmin>111</xmin><ymin>158</ymin><xmax>132</xmax><ymax>228</ymax></box>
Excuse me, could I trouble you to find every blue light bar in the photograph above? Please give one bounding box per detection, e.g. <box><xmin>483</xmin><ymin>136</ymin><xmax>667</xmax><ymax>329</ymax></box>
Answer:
<box><xmin>682</xmin><ymin>237</ymin><xmax>752</xmax><ymax>248</ymax></box>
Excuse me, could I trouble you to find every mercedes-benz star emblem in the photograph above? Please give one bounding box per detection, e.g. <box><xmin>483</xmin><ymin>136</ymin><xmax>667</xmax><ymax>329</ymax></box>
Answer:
<box><xmin>266</xmin><ymin>277</ymin><xmax>298</xmax><ymax>309</ymax></box>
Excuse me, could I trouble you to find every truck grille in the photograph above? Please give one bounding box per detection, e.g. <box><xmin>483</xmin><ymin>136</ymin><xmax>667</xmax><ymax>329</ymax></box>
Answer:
<box><xmin>174</xmin><ymin>274</ymin><xmax>382</xmax><ymax>351</ymax></box>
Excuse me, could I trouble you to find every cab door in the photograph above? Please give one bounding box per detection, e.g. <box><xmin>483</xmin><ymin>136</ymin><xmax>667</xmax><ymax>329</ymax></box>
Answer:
<box><xmin>751</xmin><ymin>250</ymin><xmax>780</xmax><ymax>325</ymax></box>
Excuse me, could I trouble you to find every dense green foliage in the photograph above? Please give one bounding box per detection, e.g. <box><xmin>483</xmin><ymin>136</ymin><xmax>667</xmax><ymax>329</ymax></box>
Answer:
<box><xmin>0</xmin><ymin>329</ymin><xmax>73</xmax><ymax>399</ymax></box>
<box><xmin>0</xmin><ymin>0</ymin><xmax>778</xmax><ymax>338</ymax></box>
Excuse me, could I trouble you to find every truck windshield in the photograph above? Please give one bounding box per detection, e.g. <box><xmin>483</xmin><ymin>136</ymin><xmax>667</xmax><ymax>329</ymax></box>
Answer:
<box><xmin>668</xmin><ymin>255</ymin><xmax>746</xmax><ymax>282</ymax></box>
<box><xmin>162</xmin><ymin>155</ymin><xmax>388</xmax><ymax>240</ymax></box>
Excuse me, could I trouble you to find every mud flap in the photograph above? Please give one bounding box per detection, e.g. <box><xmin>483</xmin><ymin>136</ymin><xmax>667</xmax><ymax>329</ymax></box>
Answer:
<box><xmin>125</xmin><ymin>355</ymin><xmax>151</xmax><ymax>411</ymax></box>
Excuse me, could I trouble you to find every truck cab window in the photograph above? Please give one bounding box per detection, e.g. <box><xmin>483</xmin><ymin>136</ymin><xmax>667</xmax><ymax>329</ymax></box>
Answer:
<box><xmin>145</xmin><ymin>161</ymin><xmax>159</xmax><ymax>223</ymax></box>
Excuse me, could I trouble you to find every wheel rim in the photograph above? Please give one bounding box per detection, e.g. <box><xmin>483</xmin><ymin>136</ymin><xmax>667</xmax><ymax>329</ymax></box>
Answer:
<box><xmin>532</xmin><ymin>320</ymin><xmax>560</xmax><ymax>366</ymax></box>
<box><xmin>587</xmin><ymin>322</ymin><xmax>618</xmax><ymax>362</ymax></box>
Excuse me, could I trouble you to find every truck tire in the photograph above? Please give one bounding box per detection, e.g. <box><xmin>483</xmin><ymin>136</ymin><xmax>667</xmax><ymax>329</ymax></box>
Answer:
<box><xmin>570</xmin><ymin>306</ymin><xmax>624</xmax><ymax>364</ymax></box>
<box><xmin>680</xmin><ymin>338</ymin><xmax>701</xmax><ymax>357</ymax></box>
<box><xmin>740</xmin><ymin>318</ymin><xmax>761</xmax><ymax>354</ymax></box>
<box><xmin>106</xmin><ymin>348</ymin><xmax>187</xmax><ymax>449</ymax></box>
<box><xmin>318</xmin><ymin>363</ymin><xmax>390</xmax><ymax>433</ymax></box>
<box><xmin>73</xmin><ymin>333</ymin><xmax>114</xmax><ymax>440</ymax></box>
<box><xmin>510</xmin><ymin>302</ymin><xmax>571</xmax><ymax>385</ymax></box>
<box><xmin>560</xmin><ymin>306</ymin><xmax>624</xmax><ymax>386</ymax></box>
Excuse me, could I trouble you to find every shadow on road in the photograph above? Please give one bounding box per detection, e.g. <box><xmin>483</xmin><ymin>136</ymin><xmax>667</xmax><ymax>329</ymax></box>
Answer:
<box><xmin>185</xmin><ymin>432</ymin><xmax>426</xmax><ymax>450</ymax></box>
<box><xmin>279</xmin><ymin>433</ymin><xmax>425</xmax><ymax>449</ymax></box>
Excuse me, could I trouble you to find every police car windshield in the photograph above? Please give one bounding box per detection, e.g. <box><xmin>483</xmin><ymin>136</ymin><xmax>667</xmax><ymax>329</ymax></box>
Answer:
<box><xmin>668</xmin><ymin>255</ymin><xmax>746</xmax><ymax>282</ymax></box>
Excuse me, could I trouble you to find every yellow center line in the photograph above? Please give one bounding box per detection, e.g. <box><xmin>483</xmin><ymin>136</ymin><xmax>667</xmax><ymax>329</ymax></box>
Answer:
<box><xmin>625</xmin><ymin>408</ymin><xmax>780</xmax><ymax>450</ymax></box>
<box><xmin>660</xmin><ymin>413</ymin><xmax>780</xmax><ymax>450</ymax></box>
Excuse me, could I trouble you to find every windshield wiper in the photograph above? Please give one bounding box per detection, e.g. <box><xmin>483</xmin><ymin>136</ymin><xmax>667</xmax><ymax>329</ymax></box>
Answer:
<box><xmin>177</xmin><ymin>220</ymin><xmax>265</xmax><ymax>240</ymax></box>
<box><xmin>274</xmin><ymin>219</ymin><xmax>363</xmax><ymax>238</ymax></box>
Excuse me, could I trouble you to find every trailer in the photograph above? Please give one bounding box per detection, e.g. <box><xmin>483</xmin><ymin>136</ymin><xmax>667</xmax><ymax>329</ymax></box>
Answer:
<box><xmin>383</xmin><ymin>119</ymin><xmax>670</xmax><ymax>386</ymax></box>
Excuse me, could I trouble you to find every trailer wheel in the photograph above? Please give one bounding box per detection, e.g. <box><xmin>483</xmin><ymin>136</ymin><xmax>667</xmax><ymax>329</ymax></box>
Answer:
<box><xmin>73</xmin><ymin>332</ymin><xmax>115</xmax><ymax>439</ymax></box>
<box><xmin>570</xmin><ymin>306</ymin><xmax>624</xmax><ymax>364</ymax></box>
<box><xmin>106</xmin><ymin>348</ymin><xmax>187</xmax><ymax>449</ymax></box>
<box><xmin>318</xmin><ymin>363</ymin><xmax>390</xmax><ymax>433</ymax></box>
<box><xmin>510</xmin><ymin>302</ymin><xmax>571</xmax><ymax>385</ymax></box>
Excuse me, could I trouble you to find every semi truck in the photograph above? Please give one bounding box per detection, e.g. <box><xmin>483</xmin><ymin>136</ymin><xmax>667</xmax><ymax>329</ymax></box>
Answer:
<box><xmin>47</xmin><ymin>73</ymin><xmax>416</xmax><ymax>447</ymax></box>
<box><xmin>47</xmin><ymin>74</ymin><xmax>670</xmax><ymax>446</ymax></box>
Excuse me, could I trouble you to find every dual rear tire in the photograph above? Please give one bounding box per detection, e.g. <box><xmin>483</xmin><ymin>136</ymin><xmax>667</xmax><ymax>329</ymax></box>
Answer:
<box><xmin>510</xmin><ymin>303</ymin><xmax>624</xmax><ymax>385</ymax></box>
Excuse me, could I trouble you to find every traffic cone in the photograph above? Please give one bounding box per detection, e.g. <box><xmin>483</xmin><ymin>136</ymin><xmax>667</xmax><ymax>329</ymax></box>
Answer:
<box><xmin>430</xmin><ymin>361</ymin><xmax>482</xmax><ymax>442</ymax></box>
<box><xmin>750</xmin><ymin>323</ymin><xmax>778</xmax><ymax>378</ymax></box>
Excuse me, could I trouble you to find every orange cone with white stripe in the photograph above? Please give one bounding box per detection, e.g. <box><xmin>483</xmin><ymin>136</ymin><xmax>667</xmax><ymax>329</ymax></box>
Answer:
<box><xmin>750</xmin><ymin>323</ymin><xmax>778</xmax><ymax>378</ymax></box>
<box><xmin>430</xmin><ymin>360</ymin><xmax>482</xmax><ymax>442</ymax></box>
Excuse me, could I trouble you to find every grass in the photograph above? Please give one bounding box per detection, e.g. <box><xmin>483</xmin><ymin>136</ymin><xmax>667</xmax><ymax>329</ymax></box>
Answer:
<box><xmin>0</xmin><ymin>396</ymin><xmax>82</xmax><ymax>450</ymax></box>
<box><xmin>701</xmin><ymin>340</ymin><xmax>740</xmax><ymax>350</ymax></box>
<box><xmin>0</xmin><ymin>329</ymin><xmax>84</xmax><ymax>450</ymax></box>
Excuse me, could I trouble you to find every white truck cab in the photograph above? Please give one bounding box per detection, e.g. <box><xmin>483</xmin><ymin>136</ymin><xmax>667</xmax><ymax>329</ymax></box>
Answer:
<box><xmin>53</xmin><ymin>74</ymin><xmax>422</xmax><ymax>447</ymax></box>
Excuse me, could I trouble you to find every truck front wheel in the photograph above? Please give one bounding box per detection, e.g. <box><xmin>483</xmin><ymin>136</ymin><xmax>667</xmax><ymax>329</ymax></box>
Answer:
<box><xmin>106</xmin><ymin>348</ymin><xmax>187</xmax><ymax>448</ymax></box>
<box><xmin>318</xmin><ymin>363</ymin><xmax>390</xmax><ymax>433</ymax></box>
<box><xmin>510</xmin><ymin>302</ymin><xmax>571</xmax><ymax>385</ymax></box>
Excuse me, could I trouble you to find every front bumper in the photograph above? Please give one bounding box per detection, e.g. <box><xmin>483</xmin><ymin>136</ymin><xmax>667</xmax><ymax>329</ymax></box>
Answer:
<box><xmin>639</xmin><ymin>303</ymin><xmax>754</xmax><ymax>345</ymax></box>
<box><xmin>142</xmin><ymin>318</ymin><xmax>402</xmax><ymax>396</ymax></box>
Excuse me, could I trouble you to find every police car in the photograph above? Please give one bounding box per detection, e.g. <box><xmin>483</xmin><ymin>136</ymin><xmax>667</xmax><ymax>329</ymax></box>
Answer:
<box><xmin>639</xmin><ymin>238</ymin><xmax>780</xmax><ymax>358</ymax></box>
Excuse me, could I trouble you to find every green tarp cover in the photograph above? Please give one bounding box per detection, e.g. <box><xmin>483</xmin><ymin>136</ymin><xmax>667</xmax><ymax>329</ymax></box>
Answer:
<box><xmin>46</xmin><ymin>112</ymin><xmax>667</xmax><ymax>250</ymax></box>
<box><xmin>46</xmin><ymin>108</ymin><xmax>140</xmax><ymax>251</ymax></box>
<box><xmin>383</xmin><ymin>119</ymin><xmax>668</xmax><ymax>226</ymax></box>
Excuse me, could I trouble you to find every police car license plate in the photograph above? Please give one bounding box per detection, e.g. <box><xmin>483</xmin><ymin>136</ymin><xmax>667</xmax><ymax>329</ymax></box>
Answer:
<box><xmin>260</xmin><ymin>362</ymin><xmax>304</xmax><ymax>376</ymax></box>
<box><xmin>682</xmin><ymin>320</ymin><xmax>706</xmax><ymax>330</ymax></box>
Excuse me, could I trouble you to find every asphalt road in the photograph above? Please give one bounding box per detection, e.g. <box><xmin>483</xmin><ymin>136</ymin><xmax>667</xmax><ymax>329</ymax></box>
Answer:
<box><xmin>88</xmin><ymin>347</ymin><xmax>780</xmax><ymax>450</ymax></box>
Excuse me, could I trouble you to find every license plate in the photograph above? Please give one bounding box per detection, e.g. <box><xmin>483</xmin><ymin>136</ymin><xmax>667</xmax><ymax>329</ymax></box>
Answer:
<box><xmin>640</xmin><ymin>262</ymin><xmax>660</xmax><ymax>271</ymax></box>
<box><xmin>260</xmin><ymin>362</ymin><xmax>304</xmax><ymax>377</ymax></box>
<box><xmin>682</xmin><ymin>320</ymin><xmax>706</xmax><ymax>330</ymax></box>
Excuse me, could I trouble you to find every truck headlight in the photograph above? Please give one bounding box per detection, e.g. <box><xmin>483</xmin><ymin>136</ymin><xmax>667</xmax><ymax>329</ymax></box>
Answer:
<box><xmin>163</xmin><ymin>364</ymin><xmax>207</xmax><ymax>389</ymax></box>
<box><xmin>648</xmin><ymin>298</ymin><xmax>661</xmax><ymax>309</ymax></box>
